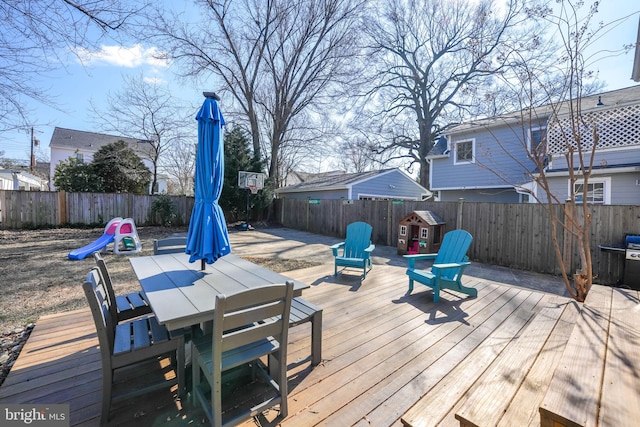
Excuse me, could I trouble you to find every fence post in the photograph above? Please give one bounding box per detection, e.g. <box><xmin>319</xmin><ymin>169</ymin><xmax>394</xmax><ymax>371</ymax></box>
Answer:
<box><xmin>0</xmin><ymin>190</ymin><xmax>4</xmax><ymax>227</ymax></box>
<box><xmin>58</xmin><ymin>191</ymin><xmax>67</xmax><ymax>225</ymax></box>
<box><xmin>128</xmin><ymin>192</ymin><xmax>134</xmax><ymax>220</ymax></box>
<box><xmin>279</xmin><ymin>199</ymin><xmax>284</xmax><ymax>225</ymax></box>
<box><xmin>387</xmin><ymin>199</ymin><xmax>393</xmax><ymax>246</ymax></box>
<box><xmin>457</xmin><ymin>198</ymin><xmax>464</xmax><ymax>229</ymax></box>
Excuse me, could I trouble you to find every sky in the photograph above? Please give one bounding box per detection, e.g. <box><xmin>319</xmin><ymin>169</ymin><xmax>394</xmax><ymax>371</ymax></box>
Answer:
<box><xmin>2</xmin><ymin>1</ymin><xmax>640</xmax><ymax>165</ymax></box>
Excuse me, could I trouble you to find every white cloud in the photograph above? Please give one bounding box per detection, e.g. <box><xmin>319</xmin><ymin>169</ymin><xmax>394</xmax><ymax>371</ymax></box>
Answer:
<box><xmin>74</xmin><ymin>44</ymin><xmax>169</xmax><ymax>68</ymax></box>
<box><xmin>143</xmin><ymin>75</ymin><xmax>167</xmax><ymax>85</ymax></box>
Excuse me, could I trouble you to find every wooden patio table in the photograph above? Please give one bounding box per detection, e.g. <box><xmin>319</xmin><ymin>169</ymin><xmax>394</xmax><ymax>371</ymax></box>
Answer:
<box><xmin>130</xmin><ymin>253</ymin><xmax>309</xmax><ymax>332</ymax></box>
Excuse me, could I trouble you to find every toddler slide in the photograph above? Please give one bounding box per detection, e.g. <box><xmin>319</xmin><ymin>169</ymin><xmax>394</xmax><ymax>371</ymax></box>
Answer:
<box><xmin>68</xmin><ymin>233</ymin><xmax>115</xmax><ymax>260</ymax></box>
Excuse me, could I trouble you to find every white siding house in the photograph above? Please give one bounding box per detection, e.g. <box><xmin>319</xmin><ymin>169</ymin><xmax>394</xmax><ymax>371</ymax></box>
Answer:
<box><xmin>0</xmin><ymin>170</ymin><xmax>48</xmax><ymax>191</ymax></box>
<box><xmin>49</xmin><ymin>127</ymin><xmax>167</xmax><ymax>194</ymax></box>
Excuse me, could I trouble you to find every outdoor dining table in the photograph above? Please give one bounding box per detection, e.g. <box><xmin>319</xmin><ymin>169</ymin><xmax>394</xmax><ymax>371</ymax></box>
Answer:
<box><xmin>129</xmin><ymin>252</ymin><xmax>309</xmax><ymax>332</ymax></box>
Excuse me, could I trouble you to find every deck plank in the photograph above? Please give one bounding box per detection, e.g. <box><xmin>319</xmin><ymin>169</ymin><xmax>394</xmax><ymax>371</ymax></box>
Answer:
<box><xmin>280</xmin><ymin>282</ymin><xmax>497</xmax><ymax>426</ymax></box>
<box><xmin>401</xmin><ymin>289</ymin><xmax>544</xmax><ymax>427</ymax></box>
<box><xmin>300</xmin><ymin>281</ymin><xmax>501</xmax><ymax>427</ymax></box>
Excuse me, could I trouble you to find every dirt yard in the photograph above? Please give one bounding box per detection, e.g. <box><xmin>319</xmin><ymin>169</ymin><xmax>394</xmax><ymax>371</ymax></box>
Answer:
<box><xmin>0</xmin><ymin>226</ymin><xmax>191</xmax><ymax>333</ymax></box>
<box><xmin>0</xmin><ymin>225</ymin><xmax>319</xmax><ymax>385</ymax></box>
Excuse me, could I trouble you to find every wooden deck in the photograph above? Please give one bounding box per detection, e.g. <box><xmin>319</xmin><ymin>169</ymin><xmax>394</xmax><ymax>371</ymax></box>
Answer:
<box><xmin>0</xmin><ymin>263</ymin><xmax>598</xmax><ymax>426</ymax></box>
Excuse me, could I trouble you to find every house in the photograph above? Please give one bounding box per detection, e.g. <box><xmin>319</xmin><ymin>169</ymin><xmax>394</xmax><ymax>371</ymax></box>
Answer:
<box><xmin>429</xmin><ymin>85</ymin><xmax>640</xmax><ymax>205</ymax></box>
<box><xmin>541</xmin><ymin>86</ymin><xmax>640</xmax><ymax>205</ymax></box>
<box><xmin>49</xmin><ymin>127</ymin><xmax>167</xmax><ymax>193</ymax></box>
<box><xmin>275</xmin><ymin>168</ymin><xmax>431</xmax><ymax>201</ymax></box>
<box><xmin>0</xmin><ymin>169</ymin><xmax>48</xmax><ymax>191</ymax></box>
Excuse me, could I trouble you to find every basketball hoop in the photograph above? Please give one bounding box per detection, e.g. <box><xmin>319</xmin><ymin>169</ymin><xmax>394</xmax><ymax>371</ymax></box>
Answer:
<box><xmin>249</xmin><ymin>185</ymin><xmax>258</xmax><ymax>195</ymax></box>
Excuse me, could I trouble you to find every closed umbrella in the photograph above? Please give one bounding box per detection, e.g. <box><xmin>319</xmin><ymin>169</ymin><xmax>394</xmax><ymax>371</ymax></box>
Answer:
<box><xmin>185</xmin><ymin>92</ymin><xmax>231</xmax><ymax>269</ymax></box>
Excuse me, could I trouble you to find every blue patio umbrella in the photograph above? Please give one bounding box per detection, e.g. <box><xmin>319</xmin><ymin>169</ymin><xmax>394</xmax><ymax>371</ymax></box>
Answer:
<box><xmin>185</xmin><ymin>92</ymin><xmax>231</xmax><ymax>269</ymax></box>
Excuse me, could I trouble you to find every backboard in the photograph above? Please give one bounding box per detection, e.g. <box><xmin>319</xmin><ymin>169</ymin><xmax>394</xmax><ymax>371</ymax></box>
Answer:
<box><xmin>238</xmin><ymin>171</ymin><xmax>265</xmax><ymax>191</ymax></box>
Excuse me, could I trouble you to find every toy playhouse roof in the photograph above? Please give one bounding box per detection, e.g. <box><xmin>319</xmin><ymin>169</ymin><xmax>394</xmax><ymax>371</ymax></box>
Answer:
<box><xmin>400</xmin><ymin>210</ymin><xmax>445</xmax><ymax>225</ymax></box>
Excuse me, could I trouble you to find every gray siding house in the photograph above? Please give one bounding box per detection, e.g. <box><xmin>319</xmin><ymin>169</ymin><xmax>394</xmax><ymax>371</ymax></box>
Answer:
<box><xmin>275</xmin><ymin>168</ymin><xmax>431</xmax><ymax>201</ymax></box>
<box><xmin>429</xmin><ymin>85</ymin><xmax>640</xmax><ymax>205</ymax></box>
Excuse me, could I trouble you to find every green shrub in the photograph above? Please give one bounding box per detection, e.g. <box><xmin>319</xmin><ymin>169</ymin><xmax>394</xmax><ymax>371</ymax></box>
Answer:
<box><xmin>150</xmin><ymin>194</ymin><xmax>180</xmax><ymax>226</ymax></box>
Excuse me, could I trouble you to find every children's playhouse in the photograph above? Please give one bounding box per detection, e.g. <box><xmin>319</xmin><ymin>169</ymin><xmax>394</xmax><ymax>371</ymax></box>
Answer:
<box><xmin>397</xmin><ymin>210</ymin><xmax>446</xmax><ymax>255</ymax></box>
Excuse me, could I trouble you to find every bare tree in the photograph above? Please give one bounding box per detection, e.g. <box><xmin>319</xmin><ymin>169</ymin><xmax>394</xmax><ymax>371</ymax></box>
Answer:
<box><xmin>523</xmin><ymin>1</ymin><xmax>636</xmax><ymax>301</ymax></box>
<box><xmin>162</xmin><ymin>139</ymin><xmax>197</xmax><ymax>196</ymax></box>
<box><xmin>478</xmin><ymin>1</ymin><xmax>636</xmax><ymax>300</ymax></box>
<box><xmin>358</xmin><ymin>0</ymin><xmax>542</xmax><ymax>188</ymax></box>
<box><xmin>333</xmin><ymin>137</ymin><xmax>377</xmax><ymax>173</ymax></box>
<box><xmin>0</xmin><ymin>0</ymin><xmax>149</xmax><ymax>132</ymax></box>
<box><xmin>144</xmin><ymin>0</ymin><xmax>364</xmax><ymax>186</ymax></box>
<box><xmin>91</xmin><ymin>72</ymin><xmax>194</xmax><ymax>193</ymax></box>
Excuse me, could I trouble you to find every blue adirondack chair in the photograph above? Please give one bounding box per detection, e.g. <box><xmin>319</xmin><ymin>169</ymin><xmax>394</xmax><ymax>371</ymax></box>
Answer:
<box><xmin>404</xmin><ymin>229</ymin><xmax>476</xmax><ymax>302</ymax></box>
<box><xmin>331</xmin><ymin>222</ymin><xmax>375</xmax><ymax>278</ymax></box>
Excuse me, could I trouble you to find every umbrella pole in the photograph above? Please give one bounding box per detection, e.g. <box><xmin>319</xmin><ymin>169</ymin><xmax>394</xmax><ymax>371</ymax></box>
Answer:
<box><xmin>201</xmin><ymin>259</ymin><xmax>205</xmax><ymax>271</ymax></box>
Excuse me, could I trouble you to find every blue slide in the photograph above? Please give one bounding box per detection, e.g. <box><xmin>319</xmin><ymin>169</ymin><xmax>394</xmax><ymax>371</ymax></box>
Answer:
<box><xmin>68</xmin><ymin>233</ymin><xmax>115</xmax><ymax>260</ymax></box>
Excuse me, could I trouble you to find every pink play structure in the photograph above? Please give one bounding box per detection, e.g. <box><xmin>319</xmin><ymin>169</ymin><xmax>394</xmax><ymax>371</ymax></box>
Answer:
<box><xmin>68</xmin><ymin>217</ymin><xmax>142</xmax><ymax>260</ymax></box>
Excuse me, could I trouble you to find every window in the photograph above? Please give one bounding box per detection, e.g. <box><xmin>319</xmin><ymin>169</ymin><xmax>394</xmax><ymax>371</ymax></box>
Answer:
<box><xmin>400</xmin><ymin>225</ymin><xmax>407</xmax><ymax>236</ymax></box>
<box><xmin>454</xmin><ymin>139</ymin><xmax>474</xmax><ymax>164</ymax></box>
<box><xmin>420</xmin><ymin>228</ymin><xmax>428</xmax><ymax>240</ymax></box>
<box><xmin>75</xmin><ymin>153</ymin><xmax>84</xmax><ymax>163</ymax></box>
<box><xmin>572</xmin><ymin>178</ymin><xmax>611</xmax><ymax>204</ymax></box>
<box><xmin>528</xmin><ymin>126</ymin><xmax>547</xmax><ymax>153</ymax></box>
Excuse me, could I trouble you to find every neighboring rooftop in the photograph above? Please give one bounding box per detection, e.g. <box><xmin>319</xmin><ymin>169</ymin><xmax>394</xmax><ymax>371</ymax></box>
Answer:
<box><xmin>49</xmin><ymin>127</ymin><xmax>154</xmax><ymax>158</ymax></box>
<box><xmin>445</xmin><ymin>84</ymin><xmax>640</xmax><ymax>135</ymax></box>
<box><xmin>277</xmin><ymin>168</ymin><xmax>396</xmax><ymax>193</ymax></box>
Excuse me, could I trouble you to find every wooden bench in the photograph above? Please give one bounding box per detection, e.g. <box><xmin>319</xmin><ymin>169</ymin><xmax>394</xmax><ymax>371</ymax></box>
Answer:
<box><xmin>539</xmin><ymin>285</ymin><xmax>640</xmax><ymax>427</ymax></box>
<box><xmin>289</xmin><ymin>297</ymin><xmax>322</xmax><ymax>366</ymax></box>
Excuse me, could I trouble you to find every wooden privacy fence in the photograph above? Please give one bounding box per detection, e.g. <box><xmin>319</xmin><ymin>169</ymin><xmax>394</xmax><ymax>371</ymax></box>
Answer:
<box><xmin>1</xmin><ymin>190</ymin><xmax>637</xmax><ymax>285</ymax></box>
<box><xmin>274</xmin><ymin>198</ymin><xmax>640</xmax><ymax>286</ymax></box>
<box><xmin>0</xmin><ymin>190</ymin><xmax>194</xmax><ymax>229</ymax></box>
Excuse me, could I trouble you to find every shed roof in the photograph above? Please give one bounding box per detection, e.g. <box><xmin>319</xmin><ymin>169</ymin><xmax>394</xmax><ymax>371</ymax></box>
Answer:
<box><xmin>277</xmin><ymin>168</ymin><xmax>399</xmax><ymax>193</ymax></box>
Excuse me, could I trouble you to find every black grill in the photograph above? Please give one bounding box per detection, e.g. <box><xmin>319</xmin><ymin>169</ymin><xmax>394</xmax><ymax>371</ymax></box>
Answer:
<box><xmin>623</xmin><ymin>235</ymin><xmax>640</xmax><ymax>290</ymax></box>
